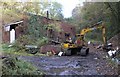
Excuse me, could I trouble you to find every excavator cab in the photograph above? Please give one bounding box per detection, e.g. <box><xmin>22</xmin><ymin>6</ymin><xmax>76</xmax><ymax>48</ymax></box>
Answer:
<box><xmin>62</xmin><ymin>33</ymin><xmax>89</xmax><ymax>56</ymax></box>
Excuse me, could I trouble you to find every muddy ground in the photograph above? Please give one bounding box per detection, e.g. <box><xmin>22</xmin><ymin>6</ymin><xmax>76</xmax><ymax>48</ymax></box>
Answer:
<box><xmin>18</xmin><ymin>44</ymin><xmax>118</xmax><ymax>75</ymax></box>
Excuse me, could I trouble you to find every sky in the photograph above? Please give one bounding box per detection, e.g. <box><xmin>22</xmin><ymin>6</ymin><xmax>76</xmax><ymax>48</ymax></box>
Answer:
<box><xmin>13</xmin><ymin>0</ymin><xmax>85</xmax><ymax>18</ymax></box>
<box><xmin>56</xmin><ymin>0</ymin><xmax>85</xmax><ymax>18</ymax></box>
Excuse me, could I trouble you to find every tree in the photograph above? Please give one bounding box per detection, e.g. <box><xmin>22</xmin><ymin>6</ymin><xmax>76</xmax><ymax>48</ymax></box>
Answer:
<box><xmin>39</xmin><ymin>2</ymin><xmax>63</xmax><ymax>20</ymax></box>
<box><xmin>105</xmin><ymin>2</ymin><xmax>120</xmax><ymax>35</ymax></box>
<box><xmin>71</xmin><ymin>2</ymin><xmax>113</xmax><ymax>41</ymax></box>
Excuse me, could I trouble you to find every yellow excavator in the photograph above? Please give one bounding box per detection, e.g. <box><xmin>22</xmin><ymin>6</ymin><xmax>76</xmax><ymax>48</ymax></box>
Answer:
<box><xmin>62</xmin><ymin>21</ymin><xmax>107</xmax><ymax>56</ymax></box>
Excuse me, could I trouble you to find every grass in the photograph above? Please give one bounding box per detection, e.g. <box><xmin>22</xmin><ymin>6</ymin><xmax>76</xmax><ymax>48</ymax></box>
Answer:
<box><xmin>1</xmin><ymin>44</ymin><xmax>46</xmax><ymax>57</ymax></box>
<box><xmin>2</xmin><ymin>57</ymin><xmax>44</xmax><ymax>75</ymax></box>
<box><xmin>1</xmin><ymin>44</ymin><xmax>45</xmax><ymax>75</ymax></box>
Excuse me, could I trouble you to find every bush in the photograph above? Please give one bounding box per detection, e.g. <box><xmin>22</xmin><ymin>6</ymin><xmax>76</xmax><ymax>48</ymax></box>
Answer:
<box><xmin>12</xmin><ymin>35</ymin><xmax>37</xmax><ymax>52</ymax></box>
<box><xmin>36</xmin><ymin>37</ymin><xmax>49</xmax><ymax>47</ymax></box>
<box><xmin>2</xmin><ymin>56</ymin><xmax>44</xmax><ymax>75</ymax></box>
<box><xmin>2</xmin><ymin>44</ymin><xmax>16</xmax><ymax>53</ymax></box>
<box><xmin>11</xmin><ymin>35</ymin><xmax>49</xmax><ymax>54</ymax></box>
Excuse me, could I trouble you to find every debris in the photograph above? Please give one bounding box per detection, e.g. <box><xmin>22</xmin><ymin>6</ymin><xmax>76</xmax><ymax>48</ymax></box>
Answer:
<box><xmin>58</xmin><ymin>51</ymin><xmax>63</xmax><ymax>56</ymax></box>
<box><xmin>1</xmin><ymin>56</ymin><xmax>8</xmax><ymax>59</ymax></box>
<box><xmin>51</xmin><ymin>49</ymin><xmax>56</xmax><ymax>55</ymax></box>
<box><xmin>103</xmin><ymin>56</ymin><xmax>107</xmax><ymax>59</ymax></box>
<box><xmin>108</xmin><ymin>33</ymin><xmax>120</xmax><ymax>49</ymax></box>
<box><xmin>108</xmin><ymin>43</ymin><xmax>112</xmax><ymax>46</ymax></box>
<box><xmin>108</xmin><ymin>43</ymin><xmax>113</xmax><ymax>47</ymax></box>
<box><xmin>40</xmin><ymin>45</ymin><xmax>61</xmax><ymax>54</ymax></box>
<box><xmin>107</xmin><ymin>50</ymin><xmax>117</xmax><ymax>58</ymax></box>
<box><xmin>116</xmin><ymin>46</ymin><xmax>119</xmax><ymax>50</ymax></box>
<box><xmin>59</xmin><ymin>70</ymin><xmax>77</xmax><ymax>75</ymax></box>
<box><xmin>112</xmin><ymin>58</ymin><xmax>115</xmax><ymax>61</ymax></box>
<box><xmin>88</xmin><ymin>41</ymin><xmax>91</xmax><ymax>45</ymax></box>
<box><xmin>94</xmin><ymin>57</ymin><xmax>98</xmax><ymax>60</ymax></box>
<box><xmin>25</xmin><ymin>45</ymin><xmax>38</xmax><ymax>48</ymax></box>
<box><xmin>105</xmin><ymin>55</ymin><xmax>109</xmax><ymax>58</ymax></box>
<box><xmin>107</xmin><ymin>50</ymin><xmax>113</xmax><ymax>57</ymax></box>
<box><xmin>46</xmin><ymin>52</ymin><xmax>52</xmax><ymax>56</ymax></box>
<box><xmin>8</xmin><ymin>44</ymin><xmax>13</xmax><ymax>47</ymax></box>
<box><xmin>96</xmin><ymin>44</ymin><xmax>102</xmax><ymax>49</ymax></box>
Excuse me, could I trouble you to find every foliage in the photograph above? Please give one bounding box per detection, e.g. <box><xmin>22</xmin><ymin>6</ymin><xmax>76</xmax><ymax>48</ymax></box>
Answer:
<box><xmin>11</xmin><ymin>35</ymin><xmax>35</xmax><ymax>53</ymax></box>
<box><xmin>27</xmin><ymin>14</ymin><xmax>62</xmax><ymax>38</ymax></box>
<box><xmin>1</xmin><ymin>1</ymin><xmax>64</xmax><ymax>56</ymax></box>
<box><xmin>11</xmin><ymin>35</ymin><xmax>49</xmax><ymax>53</ymax></box>
<box><xmin>2</xmin><ymin>34</ymin><xmax>48</xmax><ymax>54</ymax></box>
<box><xmin>2</xmin><ymin>44</ymin><xmax>45</xmax><ymax>75</ymax></box>
<box><xmin>27</xmin><ymin>15</ymin><xmax>45</xmax><ymax>38</ymax></box>
<box><xmin>45</xmin><ymin>22</ymin><xmax>62</xmax><ymax>32</ymax></box>
<box><xmin>1</xmin><ymin>1</ymin><xmax>64</xmax><ymax>24</ymax></box>
<box><xmin>1</xmin><ymin>2</ymin><xmax>23</xmax><ymax>24</ymax></box>
<box><xmin>36</xmin><ymin>37</ymin><xmax>49</xmax><ymax>47</ymax></box>
<box><xmin>2</xmin><ymin>44</ymin><xmax>30</xmax><ymax>56</ymax></box>
<box><xmin>104</xmin><ymin>2</ymin><xmax>120</xmax><ymax>39</ymax></box>
<box><xmin>39</xmin><ymin>2</ymin><xmax>63</xmax><ymax>20</ymax></box>
<box><xmin>2</xmin><ymin>56</ymin><xmax>44</xmax><ymax>75</ymax></box>
<box><xmin>71</xmin><ymin>2</ymin><xmax>120</xmax><ymax>41</ymax></box>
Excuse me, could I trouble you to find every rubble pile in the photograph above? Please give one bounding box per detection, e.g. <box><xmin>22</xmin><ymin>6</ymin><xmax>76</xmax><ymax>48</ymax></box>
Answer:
<box><xmin>106</xmin><ymin>33</ymin><xmax>120</xmax><ymax>57</ymax></box>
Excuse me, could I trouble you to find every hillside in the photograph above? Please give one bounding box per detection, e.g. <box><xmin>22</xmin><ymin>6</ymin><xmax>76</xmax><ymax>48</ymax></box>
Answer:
<box><xmin>108</xmin><ymin>33</ymin><xmax>120</xmax><ymax>49</ymax></box>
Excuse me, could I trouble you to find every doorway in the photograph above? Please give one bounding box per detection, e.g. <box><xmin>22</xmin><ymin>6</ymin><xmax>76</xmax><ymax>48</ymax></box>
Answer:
<box><xmin>10</xmin><ymin>29</ymin><xmax>15</xmax><ymax>43</ymax></box>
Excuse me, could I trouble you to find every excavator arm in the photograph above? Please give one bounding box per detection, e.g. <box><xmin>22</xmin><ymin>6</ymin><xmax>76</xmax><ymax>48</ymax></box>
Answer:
<box><xmin>80</xmin><ymin>21</ymin><xmax>103</xmax><ymax>35</ymax></box>
<box><xmin>79</xmin><ymin>21</ymin><xmax>106</xmax><ymax>46</ymax></box>
<box><xmin>62</xmin><ymin>21</ymin><xmax>107</xmax><ymax>56</ymax></box>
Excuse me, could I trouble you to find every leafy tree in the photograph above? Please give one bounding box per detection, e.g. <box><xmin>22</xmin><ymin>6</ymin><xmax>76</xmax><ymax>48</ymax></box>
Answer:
<box><xmin>104</xmin><ymin>2</ymin><xmax>120</xmax><ymax>37</ymax></box>
<box><xmin>1</xmin><ymin>1</ymin><xmax>64</xmax><ymax>22</ymax></box>
<box><xmin>71</xmin><ymin>3</ymin><xmax>107</xmax><ymax>41</ymax></box>
<box><xmin>39</xmin><ymin>2</ymin><xmax>63</xmax><ymax>20</ymax></box>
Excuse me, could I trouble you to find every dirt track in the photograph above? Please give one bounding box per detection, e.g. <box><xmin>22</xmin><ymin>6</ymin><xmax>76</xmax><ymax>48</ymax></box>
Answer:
<box><xmin>18</xmin><ymin>45</ymin><xmax>118</xmax><ymax>75</ymax></box>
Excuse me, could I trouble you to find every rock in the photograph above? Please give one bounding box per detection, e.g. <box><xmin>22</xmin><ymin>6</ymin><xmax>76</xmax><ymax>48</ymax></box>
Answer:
<box><xmin>94</xmin><ymin>57</ymin><xmax>98</xmax><ymax>60</ymax></box>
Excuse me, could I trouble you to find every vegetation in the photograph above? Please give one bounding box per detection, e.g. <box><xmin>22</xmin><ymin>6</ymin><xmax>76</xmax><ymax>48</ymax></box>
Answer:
<box><xmin>45</xmin><ymin>22</ymin><xmax>62</xmax><ymax>32</ymax></box>
<box><xmin>1</xmin><ymin>0</ymin><xmax>120</xmax><ymax>75</ymax></box>
<box><xmin>1</xmin><ymin>1</ymin><xmax>63</xmax><ymax>24</ymax></box>
<box><xmin>2</xmin><ymin>56</ymin><xmax>44</xmax><ymax>75</ymax></box>
<box><xmin>1</xmin><ymin>1</ymin><xmax>119</xmax><ymax>42</ymax></box>
<box><xmin>70</xmin><ymin>2</ymin><xmax>120</xmax><ymax>41</ymax></box>
<box><xmin>1</xmin><ymin>44</ymin><xmax>45</xmax><ymax>75</ymax></box>
<box><xmin>1</xmin><ymin>1</ymin><xmax>63</xmax><ymax>54</ymax></box>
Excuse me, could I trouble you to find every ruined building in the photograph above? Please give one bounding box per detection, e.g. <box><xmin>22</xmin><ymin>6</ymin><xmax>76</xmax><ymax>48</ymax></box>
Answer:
<box><xmin>2</xmin><ymin>14</ymin><xmax>76</xmax><ymax>43</ymax></box>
